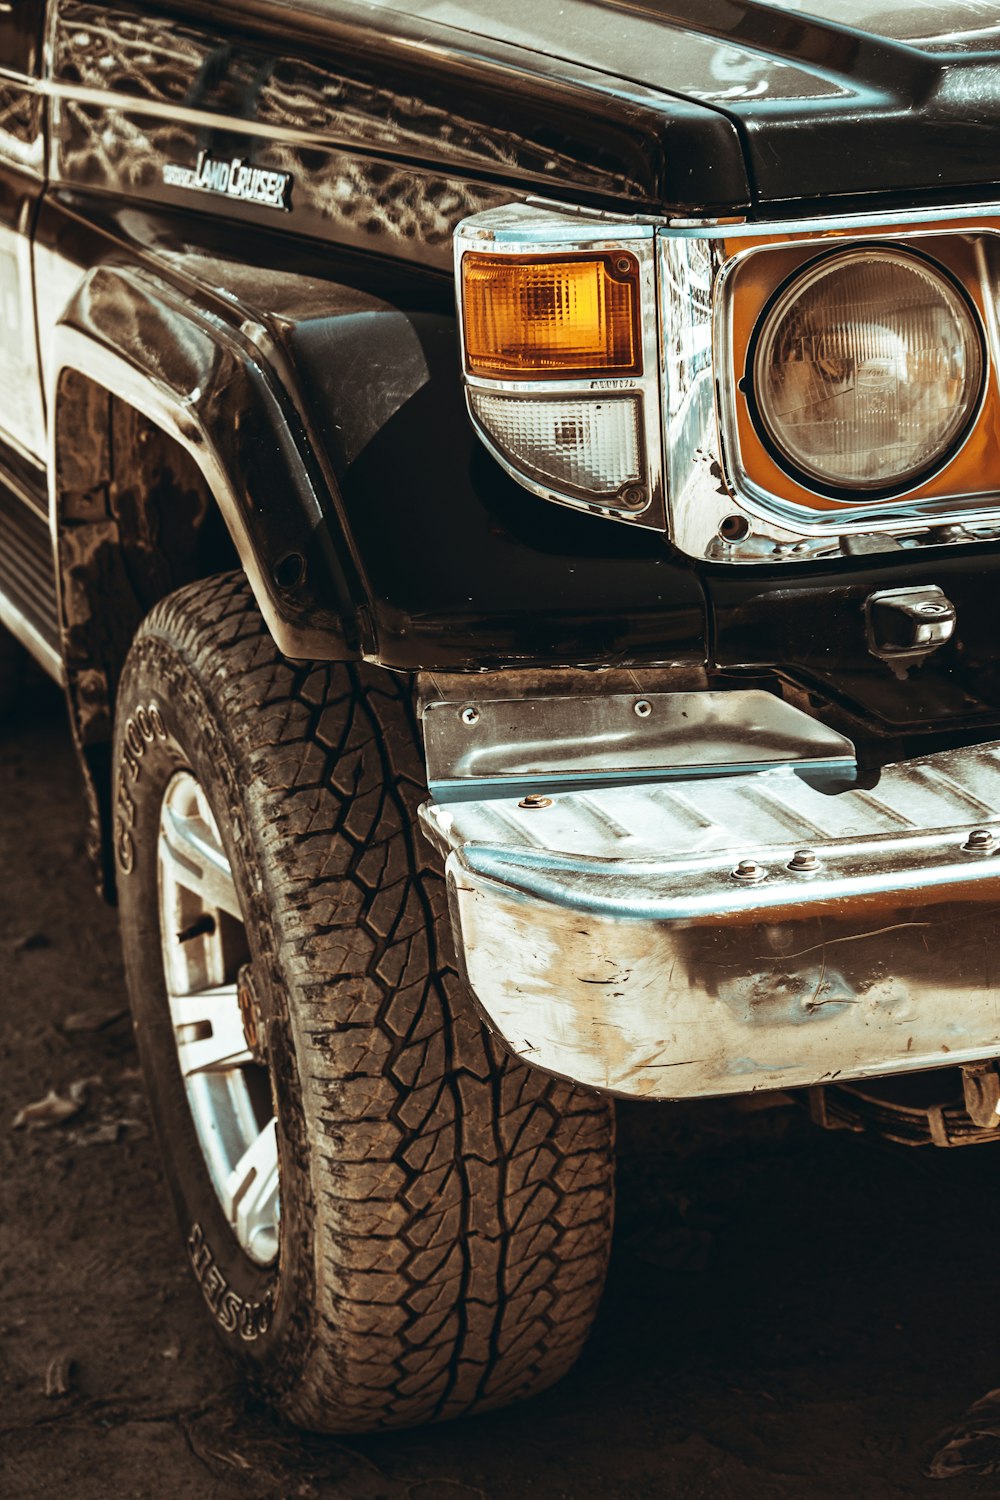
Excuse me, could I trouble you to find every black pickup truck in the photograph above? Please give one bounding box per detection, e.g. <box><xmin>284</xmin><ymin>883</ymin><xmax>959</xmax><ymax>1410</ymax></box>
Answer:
<box><xmin>5</xmin><ymin>0</ymin><xmax>1000</xmax><ymax>1435</ymax></box>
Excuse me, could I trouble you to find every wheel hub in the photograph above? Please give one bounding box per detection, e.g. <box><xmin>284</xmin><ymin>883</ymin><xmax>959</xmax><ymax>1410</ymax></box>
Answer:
<box><xmin>157</xmin><ymin>770</ymin><xmax>280</xmax><ymax>1266</ymax></box>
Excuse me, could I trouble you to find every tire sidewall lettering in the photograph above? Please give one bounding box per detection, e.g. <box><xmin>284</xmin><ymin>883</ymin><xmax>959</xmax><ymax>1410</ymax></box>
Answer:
<box><xmin>187</xmin><ymin>1222</ymin><xmax>274</xmax><ymax>1342</ymax></box>
<box><xmin>115</xmin><ymin>702</ymin><xmax>169</xmax><ymax>876</ymax></box>
<box><xmin>116</xmin><ymin>604</ymin><xmax>301</xmax><ymax>1390</ymax></box>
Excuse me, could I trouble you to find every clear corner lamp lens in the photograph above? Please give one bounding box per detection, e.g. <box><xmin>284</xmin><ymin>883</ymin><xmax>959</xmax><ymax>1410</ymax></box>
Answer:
<box><xmin>470</xmin><ymin>393</ymin><xmax>644</xmax><ymax>504</ymax></box>
<box><xmin>753</xmin><ymin>249</ymin><xmax>984</xmax><ymax>493</ymax></box>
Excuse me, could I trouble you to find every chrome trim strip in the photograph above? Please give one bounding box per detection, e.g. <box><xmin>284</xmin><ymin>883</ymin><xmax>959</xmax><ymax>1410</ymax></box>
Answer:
<box><xmin>666</xmin><ymin>200</ymin><xmax>1000</xmax><ymax>239</ymax></box>
<box><xmin>975</xmin><ymin>235</ymin><xmax>1000</xmax><ymax>393</ymax></box>
<box><xmin>0</xmin><ymin>452</ymin><xmax>46</xmax><ymax>520</ymax></box>
<box><xmin>0</xmin><ymin>593</ymin><xmax>63</xmax><ymax>684</ymax></box>
<box><xmin>430</xmin><ymin>758</ymin><xmax>854</xmax><ymax>803</ymax></box>
<box><xmin>0</xmin><ymin>65</ymin><xmax>33</xmax><ymax>89</ymax></box>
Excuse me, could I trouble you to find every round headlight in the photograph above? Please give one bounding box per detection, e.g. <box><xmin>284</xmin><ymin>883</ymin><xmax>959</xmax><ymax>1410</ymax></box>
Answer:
<box><xmin>751</xmin><ymin>248</ymin><xmax>984</xmax><ymax>494</ymax></box>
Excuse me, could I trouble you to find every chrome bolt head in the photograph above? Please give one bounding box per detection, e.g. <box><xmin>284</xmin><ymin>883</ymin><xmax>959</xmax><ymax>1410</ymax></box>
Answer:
<box><xmin>788</xmin><ymin>848</ymin><xmax>819</xmax><ymax>872</ymax></box>
<box><xmin>732</xmin><ymin>858</ymin><xmax>767</xmax><ymax>883</ymax></box>
<box><xmin>963</xmin><ymin>828</ymin><xmax>996</xmax><ymax>853</ymax></box>
<box><xmin>460</xmin><ymin>705</ymin><xmax>480</xmax><ymax>726</ymax></box>
<box><xmin>518</xmin><ymin>793</ymin><xmax>552</xmax><ymax>810</ymax></box>
<box><xmin>619</xmin><ymin>484</ymin><xmax>647</xmax><ymax>509</ymax></box>
<box><xmin>633</xmin><ymin>699</ymin><xmax>652</xmax><ymax>718</ymax></box>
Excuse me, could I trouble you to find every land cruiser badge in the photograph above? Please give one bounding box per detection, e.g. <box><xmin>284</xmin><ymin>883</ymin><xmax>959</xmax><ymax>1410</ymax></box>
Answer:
<box><xmin>163</xmin><ymin>151</ymin><xmax>293</xmax><ymax>212</ymax></box>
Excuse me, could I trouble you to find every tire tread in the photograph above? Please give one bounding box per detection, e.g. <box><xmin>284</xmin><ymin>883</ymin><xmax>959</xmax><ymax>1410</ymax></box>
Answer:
<box><xmin>125</xmin><ymin>572</ymin><xmax>614</xmax><ymax>1432</ymax></box>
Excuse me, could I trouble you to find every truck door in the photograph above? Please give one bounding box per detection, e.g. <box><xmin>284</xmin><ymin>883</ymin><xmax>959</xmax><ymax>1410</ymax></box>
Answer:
<box><xmin>0</xmin><ymin>0</ymin><xmax>46</xmax><ymax>463</ymax></box>
<box><xmin>0</xmin><ymin>1</ymin><xmax>56</xmax><ymax>675</ymax></box>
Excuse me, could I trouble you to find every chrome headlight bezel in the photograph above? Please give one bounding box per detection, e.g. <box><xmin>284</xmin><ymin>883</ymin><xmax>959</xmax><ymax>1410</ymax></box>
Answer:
<box><xmin>455</xmin><ymin>200</ymin><xmax>1000</xmax><ymax>565</ymax></box>
<box><xmin>706</xmin><ymin>216</ymin><xmax>1000</xmax><ymax>561</ymax></box>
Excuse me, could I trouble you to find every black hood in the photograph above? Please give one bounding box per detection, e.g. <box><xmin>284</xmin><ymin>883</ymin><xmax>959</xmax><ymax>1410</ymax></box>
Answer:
<box><xmin>354</xmin><ymin>0</ymin><xmax>1000</xmax><ymax>212</ymax></box>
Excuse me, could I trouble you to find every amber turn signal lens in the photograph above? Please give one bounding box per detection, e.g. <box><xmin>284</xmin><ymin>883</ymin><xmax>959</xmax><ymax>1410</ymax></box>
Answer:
<box><xmin>462</xmin><ymin>252</ymin><xmax>641</xmax><ymax>379</ymax></box>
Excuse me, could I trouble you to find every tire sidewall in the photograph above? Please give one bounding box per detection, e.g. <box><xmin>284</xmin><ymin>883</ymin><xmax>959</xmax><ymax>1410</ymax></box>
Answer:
<box><xmin>113</xmin><ymin>633</ymin><xmax>313</xmax><ymax>1389</ymax></box>
<box><xmin>110</xmin><ymin>577</ymin><xmax>615</xmax><ymax>1434</ymax></box>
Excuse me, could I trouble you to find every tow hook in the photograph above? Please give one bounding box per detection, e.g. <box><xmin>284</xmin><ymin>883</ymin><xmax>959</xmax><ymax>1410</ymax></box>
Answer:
<box><xmin>864</xmin><ymin>584</ymin><xmax>956</xmax><ymax>678</ymax></box>
<box><xmin>961</xmin><ymin>1062</ymin><xmax>1000</xmax><ymax>1129</ymax></box>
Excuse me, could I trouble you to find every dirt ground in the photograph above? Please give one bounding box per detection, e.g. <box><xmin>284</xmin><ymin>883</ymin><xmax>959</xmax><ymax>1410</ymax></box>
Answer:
<box><xmin>5</xmin><ymin>670</ymin><xmax>1000</xmax><ymax>1499</ymax></box>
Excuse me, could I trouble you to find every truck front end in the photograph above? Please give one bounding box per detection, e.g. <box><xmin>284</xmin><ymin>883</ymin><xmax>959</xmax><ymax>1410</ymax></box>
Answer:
<box><xmin>427</xmin><ymin>198</ymin><xmax>1000</xmax><ymax>1109</ymax></box>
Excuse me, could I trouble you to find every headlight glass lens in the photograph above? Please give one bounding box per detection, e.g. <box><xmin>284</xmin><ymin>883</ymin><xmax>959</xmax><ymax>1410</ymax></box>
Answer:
<box><xmin>752</xmin><ymin>249</ymin><xmax>984</xmax><ymax>493</ymax></box>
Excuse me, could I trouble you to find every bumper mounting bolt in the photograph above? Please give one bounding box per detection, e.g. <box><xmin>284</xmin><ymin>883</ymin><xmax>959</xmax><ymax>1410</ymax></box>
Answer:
<box><xmin>518</xmin><ymin>794</ymin><xmax>552</xmax><ymax>810</ymax></box>
<box><xmin>788</xmin><ymin>848</ymin><xmax>819</xmax><ymax>872</ymax></box>
<box><xmin>963</xmin><ymin>828</ymin><xmax>996</xmax><ymax>853</ymax></box>
<box><xmin>732</xmin><ymin>858</ymin><xmax>767</xmax><ymax>883</ymax></box>
<box><xmin>460</xmin><ymin>705</ymin><xmax>480</xmax><ymax>726</ymax></box>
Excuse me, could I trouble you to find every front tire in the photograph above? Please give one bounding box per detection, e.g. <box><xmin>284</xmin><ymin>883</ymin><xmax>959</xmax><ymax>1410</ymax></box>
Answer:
<box><xmin>113</xmin><ymin>572</ymin><xmax>615</xmax><ymax>1432</ymax></box>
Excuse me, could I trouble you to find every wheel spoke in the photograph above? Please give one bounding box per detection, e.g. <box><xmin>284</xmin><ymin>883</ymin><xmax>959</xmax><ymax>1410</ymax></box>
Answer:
<box><xmin>171</xmin><ymin>984</ymin><xmax>254</xmax><ymax>1075</ymax></box>
<box><xmin>158</xmin><ymin>769</ymin><xmax>279</xmax><ymax>1266</ymax></box>
<box><xmin>159</xmin><ymin>801</ymin><xmax>242</xmax><ymax>919</ymax></box>
<box><xmin>224</xmin><ymin>1119</ymin><xmax>280</xmax><ymax>1261</ymax></box>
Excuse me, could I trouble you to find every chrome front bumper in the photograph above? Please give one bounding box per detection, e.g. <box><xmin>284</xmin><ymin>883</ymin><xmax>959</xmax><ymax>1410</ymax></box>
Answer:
<box><xmin>419</xmin><ymin>696</ymin><xmax>1000</xmax><ymax>1100</ymax></box>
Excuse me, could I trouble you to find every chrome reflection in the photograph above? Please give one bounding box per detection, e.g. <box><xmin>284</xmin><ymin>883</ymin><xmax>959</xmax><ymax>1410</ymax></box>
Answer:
<box><xmin>660</xmin><ymin>212</ymin><xmax>1000</xmax><ymax>565</ymax></box>
<box><xmin>421</xmin><ymin>688</ymin><xmax>855</xmax><ymax>801</ymax></box>
<box><xmin>158</xmin><ymin>770</ymin><xmax>279</xmax><ymax>1266</ymax></box>
<box><xmin>49</xmin><ymin>2</ymin><xmax>646</xmax><ymax>268</ymax></box>
<box><xmin>422</xmin><ymin>733</ymin><xmax>1000</xmax><ymax>1099</ymax></box>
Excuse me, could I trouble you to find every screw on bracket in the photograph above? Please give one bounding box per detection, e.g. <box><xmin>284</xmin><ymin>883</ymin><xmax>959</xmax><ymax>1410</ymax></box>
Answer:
<box><xmin>633</xmin><ymin>699</ymin><xmax>652</xmax><ymax>718</ymax></box>
<box><xmin>788</xmin><ymin>848</ymin><xmax>820</xmax><ymax>872</ymax></box>
<box><xmin>962</xmin><ymin>828</ymin><xmax>996</xmax><ymax>854</ymax></box>
<box><xmin>518</xmin><ymin>794</ymin><xmax>552</xmax><ymax>810</ymax></box>
<box><xmin>460</xmin><ymin>705</ymin><xmax>480</xmax><ymax>726</ymax></box>
<box><xmin>731</xmin><ymin>858</ymin><xmax>768</xmax><ymax>883</ymax></box>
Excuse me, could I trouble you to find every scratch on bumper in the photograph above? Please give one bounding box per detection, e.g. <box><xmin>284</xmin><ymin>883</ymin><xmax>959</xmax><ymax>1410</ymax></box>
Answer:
<box><xmin>421</xmin><ymin>741</ymin><xmax>1000</xmax><ymax>1099</ymax></box>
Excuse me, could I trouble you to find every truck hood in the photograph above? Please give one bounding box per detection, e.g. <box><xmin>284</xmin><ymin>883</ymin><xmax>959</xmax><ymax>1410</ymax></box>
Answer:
<box><xmin>360</xmin><ymin>0</ymin><xmax>1000</xmax><ymax>211</ymax></box>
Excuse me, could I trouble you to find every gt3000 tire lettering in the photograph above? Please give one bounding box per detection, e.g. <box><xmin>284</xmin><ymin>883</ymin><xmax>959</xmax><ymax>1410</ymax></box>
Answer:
<box><xmin>113</xmin><ymin>572</ymin><xmax>615</xmax><ymax>1432</ymax></box>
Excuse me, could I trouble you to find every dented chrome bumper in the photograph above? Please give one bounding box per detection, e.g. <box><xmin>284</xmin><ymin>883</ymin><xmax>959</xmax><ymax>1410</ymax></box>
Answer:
<box><xmin>418</xmin><ymin>691</ymin><xmax>1000</xmax><ymax>1100</ymax></box>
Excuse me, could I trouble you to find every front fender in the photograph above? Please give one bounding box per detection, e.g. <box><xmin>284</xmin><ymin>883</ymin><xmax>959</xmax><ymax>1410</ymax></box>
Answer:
<box><xmin>49</xmin><ymin>237</ymin><xmax>707</xmax><ymax>676</ymax></box>
<box><xmin>52</xmin><ymin>263</ymin><xmax>367</xmax><ymax>661</ymax></box>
